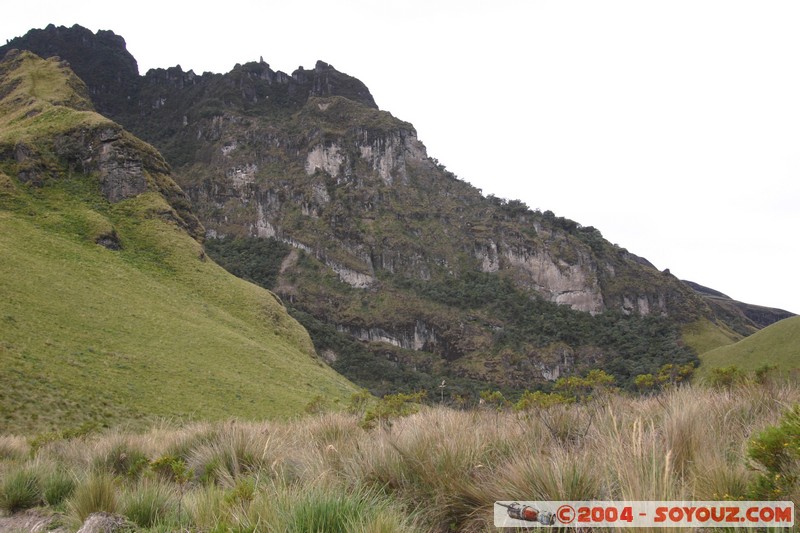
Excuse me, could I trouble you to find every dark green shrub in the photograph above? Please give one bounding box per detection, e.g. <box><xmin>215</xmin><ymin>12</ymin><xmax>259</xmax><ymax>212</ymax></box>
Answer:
<box><xmin>708</xmin><ymin>365</ymin><xmax>745</xmax><ymax>390</ymax></box>
<box><xmin>304</xmin><ymin>394</ymin><xmax>327</xmax><ymax>414</ymax></box>
<box><xmin>223</xmin><ymin>477</ymin><xmax>255</xmax><ymax>507</ymax></box>
<box><xmin>754</xmin><ymin>364</ymin><xmax>779</xmax><ymax>385</ymax></box>
<box><xmin>346</xmin><ymin>389</ymin><xmax>372</xmax><ymax>417</ymax></box>
<box><xmin>150</xmin><ymin>455</ymin><xmax>191</xmax><ymax>484</ymax></box>
<box><xmin>748</xmin><ymin>404</ymin><xmax>800</xmax><ymax>499</ymax></box>
<box><xmin>635</xmin><ymin>363</ymin><xmax>695</xmax><ymax>394</ymax></box>
<box><xmin>513</xmin><ymin>390</ymin><xmax>572</xmax><ymax>411</ymax></box>
<box><xmin>480</xmin><ymin>390</ymin><xmax>510</xmax><ymax>411</ymax></box>
<box><xmin>554</xmin><ymin>369</ymin><xmax>615</xmax><ymax>401</ymax></box>
<box><xmin>361</xmin><ymin>391</ymin><xmax>426</xmax><ymax>430</ymax></box>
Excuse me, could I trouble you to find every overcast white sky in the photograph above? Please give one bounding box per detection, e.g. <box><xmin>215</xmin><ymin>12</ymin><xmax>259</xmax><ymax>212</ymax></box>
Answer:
<box><xmin>3</xmin><ymin>1</ymin><xmax>799</xmax><ymax>314</ymax></box>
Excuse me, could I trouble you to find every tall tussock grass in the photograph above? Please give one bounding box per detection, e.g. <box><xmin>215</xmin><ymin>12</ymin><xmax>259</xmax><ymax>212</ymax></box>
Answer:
<box><xmin>66</xmin><ymin>472</ymin><xmax>117</xmax><ymax>524</ymax></box>
<box><xmin>0</xmin><ymin>381</ymin><xmax>797</xmax><ymax>531</ymax></box>
<box><xmin>120</xmin><ymin>479</ymin><xmax>177</xmax><ymax>529</ymax></box>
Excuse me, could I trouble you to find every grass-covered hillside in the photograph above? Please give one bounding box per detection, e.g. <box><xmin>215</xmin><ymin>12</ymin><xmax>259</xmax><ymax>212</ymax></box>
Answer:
<box><xmin>699</xmin><ymin>315</ymin><xmax>800</xmax><ymax>376</ymax></box>
<box><xmin>0</xmin><ymin>50</ymin><xmax>356</xmax><ymax>435</ymax></box>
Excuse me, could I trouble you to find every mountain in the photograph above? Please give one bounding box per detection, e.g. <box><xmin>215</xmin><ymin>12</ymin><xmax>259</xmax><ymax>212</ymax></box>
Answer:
<box><xmin>1</xmin><ymin>25</ymin><xmax>794</xmax><ymax>400</ymax></box>
<box><xmin>0</xmin><ymin>49</ymin><xmax>356</xmax><ymax>434</ymax></box>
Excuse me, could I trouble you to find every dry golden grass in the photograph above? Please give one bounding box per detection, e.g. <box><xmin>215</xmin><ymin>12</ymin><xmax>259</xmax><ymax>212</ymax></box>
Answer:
<box><xmin>1</xmin><ymin>382</ymin><xmax>797</xmax><ymax>531</ymax></box>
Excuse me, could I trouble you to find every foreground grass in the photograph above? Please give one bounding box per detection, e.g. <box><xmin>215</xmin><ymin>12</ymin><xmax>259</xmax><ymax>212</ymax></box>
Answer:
<box><xmin>1</xmin><ymin>382</ymin><xmax>797</xmax><ymax>532</ymax></box>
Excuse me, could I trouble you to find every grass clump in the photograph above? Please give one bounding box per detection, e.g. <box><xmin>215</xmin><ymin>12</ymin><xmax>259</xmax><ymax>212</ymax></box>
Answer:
<box><xmin>501</xmin><ymin>447</ymin><xmax>601</xmax><ymax>501</ymax></box>
<box><xmin>121</xmin><ymin>480</ymin><xmax>176</xmax><ymax>529</ymax></box>
<box><xmin>248</xmin><ymin>484</ymin><xmax>417</xmax><ymax>533</ymax></box>
<box><xmin>183</xmin><ymin>484</ymin><xmax>227</xmax><ymax>531</ymax></box>
<box><xmin>67</xmin><ymin>472</ymin><xmax>117</xmax><ymax>523</ymax></box>
<box><xmin>0</xmin><ymin>466</ymin><xmax>41</xmax><ymax>513</ymax></box>
<box><xmin>41</xmin><ymin>468</ymin><xmax>75</xmax><ymax>506</ymax></box>
<box><xmin>288</xmin><ymin>487</ymin><xmax>406</xmax><ymax>533</ymax></box>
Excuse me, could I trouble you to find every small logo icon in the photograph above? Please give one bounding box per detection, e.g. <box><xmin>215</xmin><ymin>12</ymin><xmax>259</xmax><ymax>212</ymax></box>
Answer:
<box><xmin>497</xmin><ymin>502</ymin><xmax>556</xmax><ymax>525</ymax></box>
<box><xmin>557</xmin><ymin>504</ymin><xmax>576</xmax><ymax>524</ymax></box>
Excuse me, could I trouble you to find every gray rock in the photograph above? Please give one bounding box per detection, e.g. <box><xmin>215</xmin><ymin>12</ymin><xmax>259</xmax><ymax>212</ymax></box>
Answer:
<box><xmin>98</xmin><ymin>140</ymin><xmax>147</xmax><ymax>203</ymax></box>
<box><xmin>75</xmin><ymin>512</ymin><xmax>135</xmax><ymax>533</ymax></box>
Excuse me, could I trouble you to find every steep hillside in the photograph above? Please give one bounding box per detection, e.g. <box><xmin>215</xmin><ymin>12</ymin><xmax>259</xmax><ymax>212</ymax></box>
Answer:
<box><xmin>0</xmin><ymin>50</ymin><xmax>356</xmax><ymax>434</ymax></box>
<box><xmin>698</xmin><ymin>316</ymin><xmax>800</xmax><ymax>375</ymax></box>
<box><xmin>2</xmin><ymin>25</ymin><xmax>792</xmax><ymax>399</ymax></box>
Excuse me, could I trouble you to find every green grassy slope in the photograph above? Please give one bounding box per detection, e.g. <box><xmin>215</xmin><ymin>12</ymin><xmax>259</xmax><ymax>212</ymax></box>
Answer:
<box><xmin>698</xmin><ymin>315</ymin><xmax>800</xmax><ymax>375</ymax></box>
<box><xmin>681</xmin><ymin>317</ymin><xmax>743</xmax><ymax>356</ymax></box>
<box><xmin>0</xmin><ymin>52</ymin><xmax>356</xmax><ymax>434</ymax></box>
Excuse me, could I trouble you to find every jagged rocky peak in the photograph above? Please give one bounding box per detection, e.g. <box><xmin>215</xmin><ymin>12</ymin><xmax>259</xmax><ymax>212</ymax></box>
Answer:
<box><xmin>0</xmin><ymin>24</ymin><xmax>140</xmax><ymax>116</ymax></box>
<box><xmin>216</xmin><ymin>57</ymin><xmax>378</xmax><ymax>109</ymax></box>
<box><xmin>143</xmin><ymin>64</ymin><xmax>202</xmax><ymax>90</ymax></box>
<box><xmin>2</xmin><ymin>24</ymin><xmax>135</xmax><ymax>70</ymax></box>
<box><xmin>0</xmin><ymin>50</ymin><xmax>203</xmax><ymax>239</ymax></box>
<box><xmin>293</xmin><ymin>60</ymin><xmax>378</xmax><ymax>108</ymax></box>
<box><xmin>0</xmin><ymin>25</ymin><xmax>379</xmax><ymax>116</ymax></box>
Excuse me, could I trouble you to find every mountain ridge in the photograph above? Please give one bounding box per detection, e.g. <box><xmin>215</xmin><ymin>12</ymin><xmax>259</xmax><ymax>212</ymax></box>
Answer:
<box><xmin>1</xmin><ymin>25</ymin><xmax>795</xmax><ymax>399</ymax></box>
<box><xmin>683</xmin><ymin>279</ymin><xmax>792</xmax><ymax>331</ymax></box>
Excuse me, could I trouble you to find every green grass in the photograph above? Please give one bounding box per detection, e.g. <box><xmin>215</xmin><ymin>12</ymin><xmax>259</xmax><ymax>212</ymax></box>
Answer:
<box><xmin>698</xmin><ymin>315</ymin><xmax>800</xmax><ymax>377</ymax></box>
<box><xmin>279</xmin><ymin>485</ymin><xmax>412</xmax><ymax>533</ymax></box>
<box><xmin>0</xmin><ymin>51</ymin><xmax>100</xmax><ymax>142</ymax></box>
<box><xmin>0</xmin><ymin>196</ymin><xmax>356</xmax><ymax>433</ymax></box>
<box><xmin>682</xmin><ymin>316</ymin><xmax>742</xmax><ymax>355</ymax></box>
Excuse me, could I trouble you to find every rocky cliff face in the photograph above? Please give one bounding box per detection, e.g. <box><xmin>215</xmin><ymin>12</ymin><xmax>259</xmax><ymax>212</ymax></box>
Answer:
<box><xmin>482</xmin><ymin>237</ymin><xmax>605</xmax><ymax>313</ymax></box>
<box><xmin>2</xmin><ymin>26</ymin><xmax>626</xmax><ymax>313</ymax></box>
<box><xmin>3</xmin><ymin>25</ymin><xmax>789</xmax><ymax>395</ymax></box>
